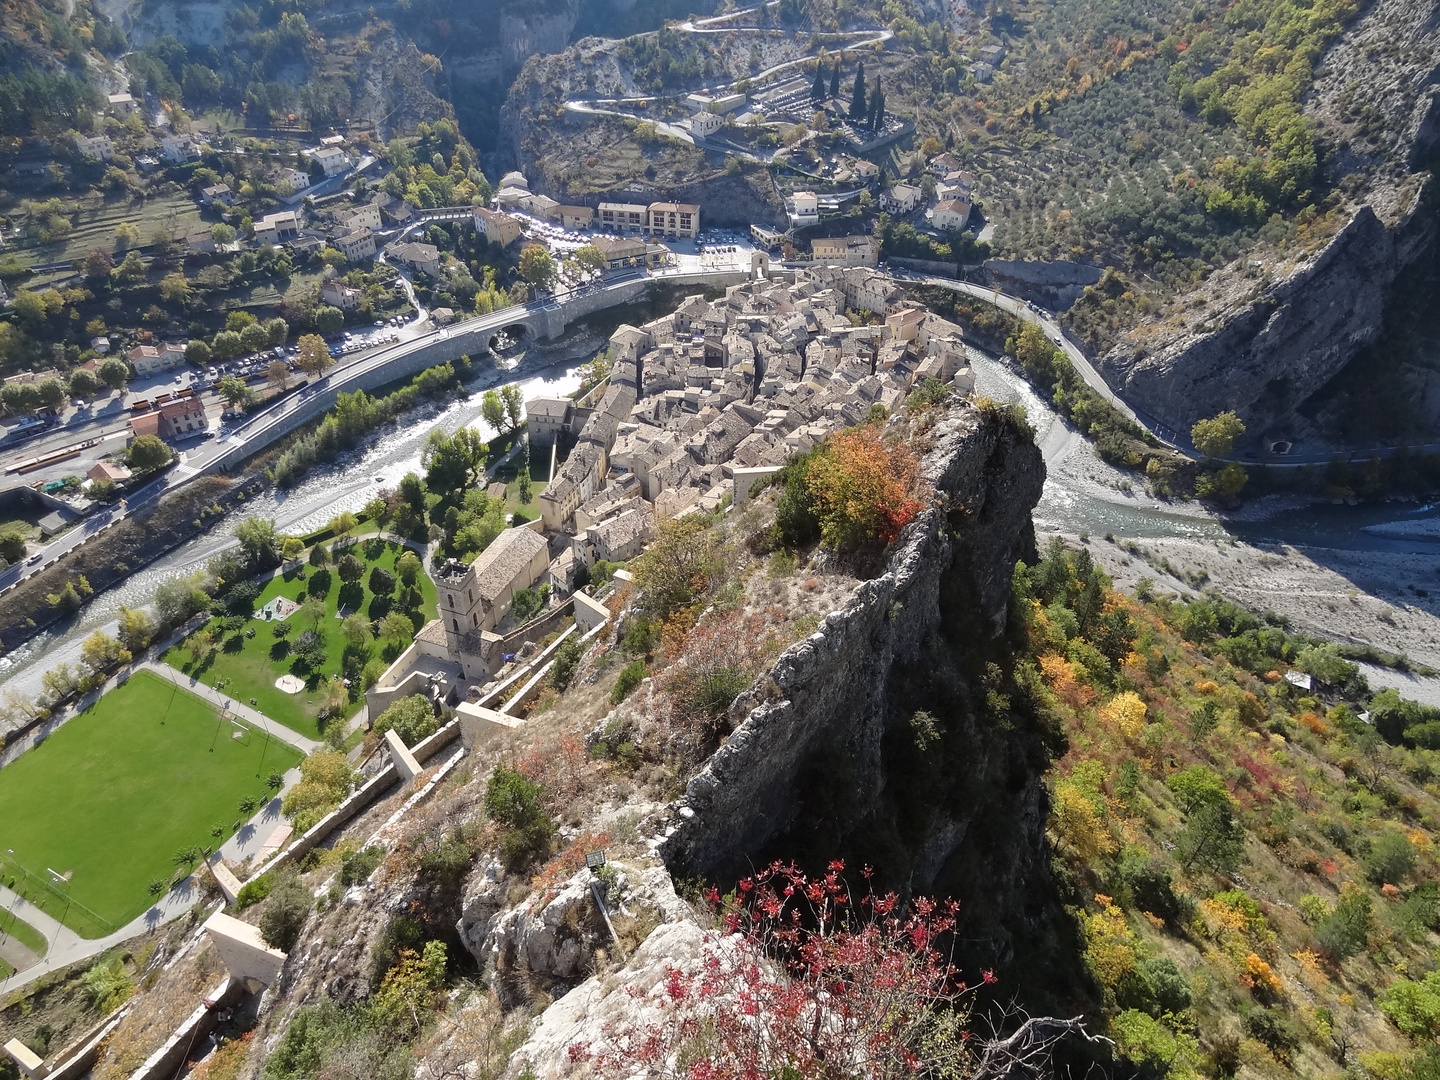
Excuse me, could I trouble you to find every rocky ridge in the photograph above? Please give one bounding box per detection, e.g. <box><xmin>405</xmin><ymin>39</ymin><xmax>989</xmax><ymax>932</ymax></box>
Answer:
<box><xmin>1099</xmin><ymin>0</ymin><xmax>1440</xmax><ymax>442</ymax></box>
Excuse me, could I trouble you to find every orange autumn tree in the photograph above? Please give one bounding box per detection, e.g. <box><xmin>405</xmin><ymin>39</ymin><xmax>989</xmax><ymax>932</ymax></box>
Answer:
<box><xmin>778</xmin><ymin>426</ymin><xmax>926</xmax><ymax>550</ymax></box>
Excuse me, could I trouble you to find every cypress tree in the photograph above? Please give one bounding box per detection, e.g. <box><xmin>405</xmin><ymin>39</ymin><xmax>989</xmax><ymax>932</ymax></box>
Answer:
<box><xmin>867</xmin><ymin>78</ymin><xmax>882</xmax><ymax>130</ymax></box>
<box><xmin>849</xmin><ymin>62</ymin><xmax>867</xmax><ymax>120</ymax></box>
<box><xmin>829</xmin><ymin>64</ymin><xmax>841</xmax><ymax>98</ymax></box>
<box><xmin>811</xmin><ymin>64</ymin><xmax>826</xmax><ymax>101</ymax></box>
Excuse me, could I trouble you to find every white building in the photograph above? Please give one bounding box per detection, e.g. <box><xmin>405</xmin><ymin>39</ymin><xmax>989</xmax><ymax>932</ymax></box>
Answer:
<box><xmin>305</xmin><ymin>146</ymin><xmax>350</xmax><ymax>176</ymax></box>
<box><xmin>688</xmin><ymin>111</ymin><xmax>724</xmax><ymax>138</ymax></box>
<box><xmin>789</xmin><ymin>190</ymin><xmax>819</xmax><ymax>226</ymax></box>
<box><xmin>333</xmin><ymin>227</ymin><xmax>376</xmax><ymax>262</ymax></box>
<box><xmin>883</xmin><ymin>184</ymin><xmax>922</xmax><ymax>214</ymax></box>
<box><xmin>929</xmin><ymin>199</ymin><xmax>971</xmax><ymax>232</ymax></box>
<box><xmin>74</xmin><ymin>134</ymin><xmax>114</xmax><ymax>161</ymax></box>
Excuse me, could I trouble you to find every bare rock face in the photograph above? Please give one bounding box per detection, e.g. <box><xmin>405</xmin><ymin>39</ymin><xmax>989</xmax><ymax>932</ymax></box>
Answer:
<box><xmin>1097</xmin><ymin>0</ymin><xmax>1440</xmax><ymax>439</ymax></box>
<box><xmin>456</xmin><ymin>856</ymin><xmax>508</xmax><ymax>965</ymax></box>
<box><xmin>483</xmin><ymin>871</ymin><xmax>603</xmax><ymax>1007</ymax></box>
<box><xmin>508</xmin><ymin>919</ymin><xmax>711</xmax><ymax>1077</ymax></box>
<box><xmin>1099</xmin><ymin>186</ymin><xmax>1435</xmax><ymax>437</ymax></box>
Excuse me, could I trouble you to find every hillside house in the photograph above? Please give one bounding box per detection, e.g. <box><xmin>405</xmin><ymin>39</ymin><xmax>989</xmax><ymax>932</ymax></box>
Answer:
<box><xmin>74</xmin><ymin>134</ymin><xmax>114</xmax><ymax>161</ymax></box>
<box><xmin>128</xmin><ymin>343</ymin><xmax>186</xmax><ymax>377</ymax></box>
<box><xmin>305</xmin><ymin>146</ymin><xmax>350</xmax><ymax>176</ymax></box>
<box><xmin>811</xmin><ymin>235</ymin><xmax>877</xmax><ymax>267</ymax></box>
<box><xmin>883</xmin><ymin>184</ymin><xmax>922</xmax><ymax>214</ymax></box>
<box><xmin>929</xmin><ymin>200</ymin><xmax>971</xmax><ymax>232</ymax></box>
<box><xmin>386</xmin><ymin>242</ymin><xmax>442</xmax><ymax>278</ymax></box>
<box><xmin>475</xmin><ymin>207</ymin><xmax>523</xmax><ymax>248</ymax></box>
<box><xmin>321</xmin><ymin>279</ymin><xmax>361</xmax><ymax>310</ymax></box>
<box><xmin>334</xmin><ymin>227</ymin><xmax>376</xmax><ymax>262</ymax></box>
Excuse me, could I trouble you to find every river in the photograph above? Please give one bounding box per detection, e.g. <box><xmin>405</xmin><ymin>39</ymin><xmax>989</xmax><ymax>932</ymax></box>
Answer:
<box><xmin>6</xmin><ymin>344</ymin><xmax>1440</xmax><ymax>705</ymax></box>
<box><xmin>0</xmin><ymin>359</ymin><xmax>583</xmax><ymax>704</ymax></box>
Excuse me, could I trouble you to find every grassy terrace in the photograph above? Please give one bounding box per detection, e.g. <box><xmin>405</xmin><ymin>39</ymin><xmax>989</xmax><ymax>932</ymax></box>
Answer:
<box><xmin>163</xmin><ymin>538</ymin><xmax>437</xmax><ymax>739</ymax></box>
<box><xmin>0</xmin><ymin>671</ymin><xmax>300</xmax><ymax>937</ymax></box>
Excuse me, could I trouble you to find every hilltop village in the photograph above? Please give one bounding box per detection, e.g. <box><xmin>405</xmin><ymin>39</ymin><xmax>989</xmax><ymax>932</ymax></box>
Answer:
<box><xmin>372</xmin><ymin>265</ymin><xmax>973</xmax><ymax>702</ymax></box>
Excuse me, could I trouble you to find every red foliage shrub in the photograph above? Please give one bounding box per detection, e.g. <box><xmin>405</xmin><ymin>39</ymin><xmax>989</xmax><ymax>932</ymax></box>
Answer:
<box><xmin>572</xmin><ymin>861</ymin><xmax>984</xmax><ymax>1079</ymax></box>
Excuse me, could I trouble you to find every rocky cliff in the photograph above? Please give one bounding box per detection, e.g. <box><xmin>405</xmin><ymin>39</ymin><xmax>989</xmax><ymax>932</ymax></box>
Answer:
<box><xmin>1099</xmin><ymin>180</ymin><xmax>1436</xmax><ymax>440</ymax></box>
<box><xmin>650</xmin><ymin>406</ymin><xmax>1087</xmax><ymax>1003</ymax></box>
<box><xmin>1098</xmin><ymin>0</ymin><xmax>1440</xmax><ymax>442</ymax></box>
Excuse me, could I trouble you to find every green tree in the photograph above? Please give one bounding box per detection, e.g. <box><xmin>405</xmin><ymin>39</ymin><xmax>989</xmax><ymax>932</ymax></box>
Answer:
<box><xmin>296</xmin><ymin>333</ymin><xmax>331</xmax><ymax>376</ymax></box>
<box><xmin>315</xmin><ymin>305</ymin><xmax>344</xmax><ymax>334</ymax></box>
<box><xmin>265</xmin><ymin>317</ymin><xmax>290</xmax><ymax>346</ymax></box>
<box><xmin>500</xmin><ymin>384</ymin><xmax>524</xmax><ymax>431</ymax></box>
<box><xmin>126</xmin><ymin>434</ymin><xmax>172</xmax><ymax>471</ymax></box>
<box><xmin>240</xmin><ymin>322</ymin><xmax>270</xmax><ymax>355</ymax></box>
<box><xmin>574</xmin><ymin>244</ymin><xmax>607</xmax><ymax>275</ymax></box>
<box><xmin>217</xmin><ymin>375</ymin><xmax>253</xmax><ymax>408</ymax></box>
<box><xmin>1363</xmin><ymin>830</ymin><xmax>1418</xmax><ymax>885</ymax></box>
<box><xmin>849</xmin><ymin>61</ymin><xmax>867</xmax><ymax>120</ymax></box>
<box><xmin>36</xmin><ymin>378</ymin><xmax>66</xmax><ymax>409</ymax></box>
<box><xmin>336</xmin><ymin>552</ymin><xmax>364</xmax><ymax>584</ymax></box>
<box><xmin>372</xmin><ymin>695</ymin><xmax>437</xmax><ymax>746</ymax></box>
<box><xmin>1190</xmin><ymin>411</ymin><xmax>1245</xmax><ymax>458</ymax></box>
<box><xmin>0</xmin><ymin>527</ymin><xmax>28</xmax><ymax>564</ymax></box>
<box><xmin>69</xmin><ymin>368</ymin><xmax>99</xmax><ymax>399</ymax></box>
<box><xmin>235</xmin><ymin>516</ymin><xmax>281</xmax><ymax>568</ymax></box>
<box><xmin>117</xmin><ymin>606</ymin><xmax>153</xmax><ymax>652</ymax></box>
<box><xmin>481</xmin><ymin>389</ymin><xmax>505</xmax><ymax>433</ymax></box>
<box><xmin>211</xmin><ymin>331</ymin><xmax>243</xmax><ymax>362</ymax></box>
<box><xmin>1176</xmin><ymin>799</ymin><xmax>1246</xmax><ymax>875</ymax></box>
<box><xmin>211</xmin><ymin>223</ymin><xmax>236</xmax><ymax>246</ymax></box>
<box><xmin>396</xmin><ymin>550</ymin><xmax>421</xmax><ymax>586</ymax></box>
<box><xmin>518</xmin><ymin>244</ymin><xmax>556</xmax><ymax>290</ymax></box>
<box><xmin>422</xmin><ymin>426</ymin><xmax>488</xmax><ymax>493</ymax></box>
<box><xmin>98</xmin><ymin>357</ymin><xmax>131</xmax><ymax>391</ymax></box>
<box><xmin>185</xmin><ymin>339</ymin><xmax>212</xmax><ymax>367</ymax></box>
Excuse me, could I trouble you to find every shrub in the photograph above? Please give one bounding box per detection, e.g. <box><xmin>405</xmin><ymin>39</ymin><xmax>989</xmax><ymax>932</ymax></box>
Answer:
<box><xmin>550</xmin><ymin>636</ymin><xmax>583</xmax><ymax>692</ymax></box>
<box><xmin>1379</xmin><ymin>968</ymin><xmax>1440</xmax><ymax>1040</ymax></box>
<box><xmin>259</xmin><ymin>874</ymin><xmax>311</xmax><ymax>951</ymax></box>
<box><xmin>281</xmin><ymin>750</ymin><xmax>356</xmax><ymax>832</ymax></box>
<box><xmin>484</xmin><ymin>766</ymin><xmax>554</xmax><ymax>871</ymax></box>
<box><xmin>777</xmin><ymin>427</ymin><xmax>925</xmax><ymax>550</ymax></box>
<box><xmin>339</xmin><ymin>845</ymin><xmax>385</xmax><ymax>887</ymax></box>
<box><xmin>1314</xmin><ymin>882</ymin><xmax>1373</xmax><ymax>959</ymax></box>
<box><xmin>576</xmin><ymin>861</ymin><xmax>982</xmax><ymax>1078</ymax></box>
<box><xmin>83</xmin><ymin>956</ymin><xmax>134</xmax><ymax>1011</ymax></box>
<box><xmin>371</xmin><ymin>694</ymin><xmax>437</xmax><ymax>746</ymax></box>
<box><xmin>611</xmin><ymin>659</ymin><xmax>646</xmax><ymax>704</ymax></box>
<box><xmin>1362</xmin><ymin>829</ymin><xmax>1417</xmax><ymax>885</ymax></box>
<box><xmin>235</xmin><ymin>874</ymin><xmax>273</xmax><ymax>910</ymax></box>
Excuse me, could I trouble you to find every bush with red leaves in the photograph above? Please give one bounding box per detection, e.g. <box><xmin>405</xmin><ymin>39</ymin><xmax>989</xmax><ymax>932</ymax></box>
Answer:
<box><xmin>568</xmin><ymin>860</ymin><xmax>990</xmax><ymax>1079</ymax></box>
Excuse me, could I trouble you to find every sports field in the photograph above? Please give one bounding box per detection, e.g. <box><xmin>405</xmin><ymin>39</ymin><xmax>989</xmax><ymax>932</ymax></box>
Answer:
<box><xmin>0</xmin><ymin>670</ymin><xmax>300</xmax><ymax>937</ymax></box>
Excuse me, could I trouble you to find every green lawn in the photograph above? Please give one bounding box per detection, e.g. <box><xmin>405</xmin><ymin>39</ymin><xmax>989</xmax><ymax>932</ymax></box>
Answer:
<box><xmin>0</xmin><ymin>909</ymin><xmax>48</xmax><ymax>957</ymax></box>
<box><xmin>164</xmin><ymin>539</ymin><xmax>437</xmax><ymax>739</ymax></box>
<box><xmin>0</xmin><ymin>670</ymin><xmax>300</xmax><ymax>937</ymax></box>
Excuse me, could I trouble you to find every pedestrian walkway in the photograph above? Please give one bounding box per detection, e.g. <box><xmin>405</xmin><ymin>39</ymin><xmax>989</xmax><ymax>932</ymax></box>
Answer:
<box><xmin>139</xmin><ymin>661</ymin><xmax>321</xmax><ymax>755</ymax></box>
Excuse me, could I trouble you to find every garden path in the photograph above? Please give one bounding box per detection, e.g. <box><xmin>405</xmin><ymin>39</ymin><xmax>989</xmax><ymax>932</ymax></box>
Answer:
<box><xmin>138</xmin><ymin>661</ymin><xmax>321</xmax><ymax>755</ymax></box>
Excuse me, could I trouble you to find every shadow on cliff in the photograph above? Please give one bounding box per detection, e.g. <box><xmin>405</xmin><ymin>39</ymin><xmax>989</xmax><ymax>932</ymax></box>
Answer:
<box><xmin>661</xmin><ymin>411</ymin><xmax>1102</xmax><ymax>1031</ymax></box>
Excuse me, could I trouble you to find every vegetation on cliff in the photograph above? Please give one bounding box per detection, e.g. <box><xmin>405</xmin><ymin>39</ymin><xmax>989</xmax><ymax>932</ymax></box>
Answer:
<box><xmin>1028</xmin><ymin>538</ymin><xmax>1440</xmax><ymax>1077</ymax></box>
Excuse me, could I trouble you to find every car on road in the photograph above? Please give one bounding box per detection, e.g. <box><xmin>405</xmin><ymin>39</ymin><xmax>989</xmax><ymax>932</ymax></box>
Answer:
<box><xmin>27</xmin><ymin>553</ymin><xmax>42</xmax><ymax>565</ymax></box>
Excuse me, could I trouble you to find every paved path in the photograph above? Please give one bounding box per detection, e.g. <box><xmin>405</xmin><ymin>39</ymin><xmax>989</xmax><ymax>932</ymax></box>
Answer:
<box><xmin>139</xmin><ymin>661</ymin><xmax>322</xmax><ymax>755</ymax></box>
